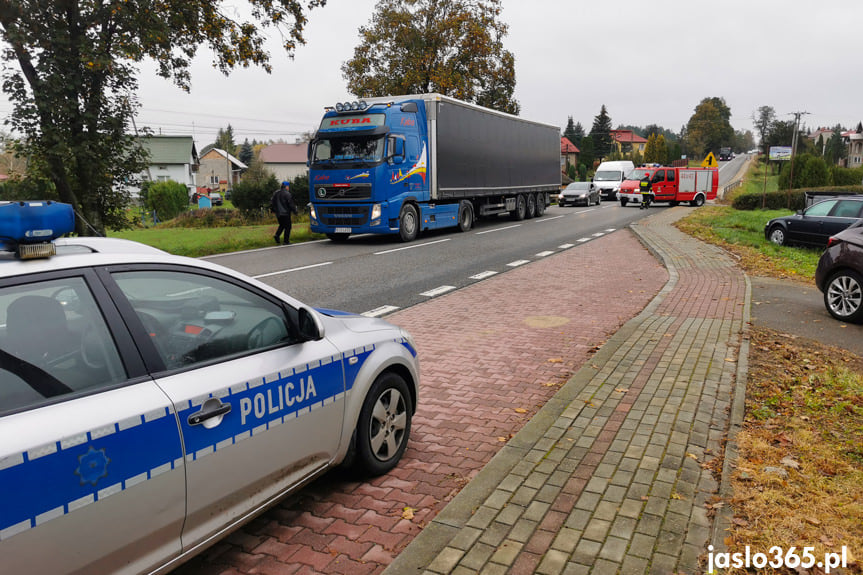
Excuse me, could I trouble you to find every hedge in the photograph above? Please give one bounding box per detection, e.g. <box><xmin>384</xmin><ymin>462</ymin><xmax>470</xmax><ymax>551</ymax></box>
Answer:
<box><xmin>732</xmin><ymin>186</ymin><xmax>863</xmax><ymax>211</ymax></box>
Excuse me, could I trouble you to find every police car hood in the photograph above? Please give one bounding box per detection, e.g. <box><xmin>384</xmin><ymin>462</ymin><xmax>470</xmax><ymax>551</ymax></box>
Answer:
<box><xmin>316</xmin><ymin>308</ymin><xmax>398</xmax><ymax>334</ymax></box>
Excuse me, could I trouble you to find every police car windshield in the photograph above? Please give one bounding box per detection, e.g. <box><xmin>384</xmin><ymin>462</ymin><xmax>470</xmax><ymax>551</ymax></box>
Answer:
<box><xmin>312</xmin><ymin>136</ymin><xmax>385</xmax><ymax>167</ymax></box>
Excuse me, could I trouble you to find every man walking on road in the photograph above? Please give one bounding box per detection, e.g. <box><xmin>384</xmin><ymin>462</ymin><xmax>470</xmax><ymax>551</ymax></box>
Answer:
<box><xmin>271</xmin><ymin>181</ymin><xmax>298</xmax><ymax>244</ymax></box>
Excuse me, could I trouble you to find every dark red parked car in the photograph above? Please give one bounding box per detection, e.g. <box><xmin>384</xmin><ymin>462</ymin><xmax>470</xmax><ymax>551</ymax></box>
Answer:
<box><xmin>815</xmin><ymin>219</ymin><xmax>863</xmax><ymax>323</ymax></box>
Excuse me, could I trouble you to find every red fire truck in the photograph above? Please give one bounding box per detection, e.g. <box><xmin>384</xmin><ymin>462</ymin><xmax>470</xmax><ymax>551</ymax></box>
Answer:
<box><xmin>618</xmin><ymin>166</ymin><xmax>718</xmax><ymax>207</ymax></box>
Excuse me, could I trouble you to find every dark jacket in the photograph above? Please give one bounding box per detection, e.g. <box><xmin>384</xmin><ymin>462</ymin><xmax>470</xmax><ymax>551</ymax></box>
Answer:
<box><xmin>271</xmin><ymin>187</ymin><xmax>298</xmax><ymax>217</ymax></box>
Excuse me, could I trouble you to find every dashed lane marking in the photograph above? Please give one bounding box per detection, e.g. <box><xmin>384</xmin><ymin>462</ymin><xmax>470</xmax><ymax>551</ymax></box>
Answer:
<box><xmin>362</xmin><ymin>305</ymin><xmax>400</xmax><ymax>318</ymax></box>
<box><xmin>420</xmin><ymin>285</ymin><xmax>457</xmax><ymax>297</ymax></box>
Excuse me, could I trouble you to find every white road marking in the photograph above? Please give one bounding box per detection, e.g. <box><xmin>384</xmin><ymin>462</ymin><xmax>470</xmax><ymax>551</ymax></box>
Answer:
<box><xmin>362</xmin><ymin>305</ymin><xmax>400</xmax><ymax>318</ymax></box>
<box><xmin>534</xmin><ymin>215</ymin><xmax>565</xmax><ymax>223</ymax></box>
<box><xmin>252</xmin><ymin>261</ymin><xmax>333</xmax><ymax>279</ymax></box>
<box><xmin>507</xmin><ymin>260</ymin><xmax>530</xmax><ymax>267</ymax></box>
<box><xmin>536</xmin><ymin>251</ymin><xmax>554</xmax><ymax>257</ymax></box>
<box><xmin>374</xmin><ymin>238</ymin><xmax>451</xmax><ymax>255</ymax></box>
<box><xmin>470</xmin><ymin>271</ymin><xmax>499</xmax><ymax>280</ymax></box>
<box><xmin>475</xmin><ymin>224</ymin><xmax>522</xmax><ymax>235</ymax></box>
<box><xmin>577</xmin><ymin>238</ymin><xmax>591</xmax><ymax>243</ymax></box>
<box><xmin>559</xmin><ymin>244</ymin><xmax>575</xmax><ymax>249</ymax></box>
<box><xmin>420</xmin><ymin>285</ymin><xmax>457</xmax><ymax>297</ymax></box>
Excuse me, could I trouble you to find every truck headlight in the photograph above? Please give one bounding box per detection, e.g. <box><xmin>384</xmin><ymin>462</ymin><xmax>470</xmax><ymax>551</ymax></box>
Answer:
<box><xmin>309</xmin><ymin>203</ymin><xmax>318</xmax><ymax>224</ymax></box>
<box><xmin>370</xmin><ymin>203</ymin><xmax>382</xmax><ymax>226</ymax></box>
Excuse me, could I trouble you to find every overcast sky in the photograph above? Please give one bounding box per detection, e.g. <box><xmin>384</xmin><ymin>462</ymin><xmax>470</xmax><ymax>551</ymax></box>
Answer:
<box><xmin>9</xmin><ymin>1</ymin><xmax>863</xmax><ymax>149</ymax></box>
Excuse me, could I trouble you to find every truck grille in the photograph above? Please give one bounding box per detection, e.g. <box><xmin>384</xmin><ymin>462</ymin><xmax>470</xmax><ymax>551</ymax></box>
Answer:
<box><xmin>318</xmin><ymin>205</ymin><xmax>369</xmax><ymax>226</ymax></box>
<box><xmin>314</xmin><ymin>184</ymin><xmax>372</xmax><ymax>200</ymax></box>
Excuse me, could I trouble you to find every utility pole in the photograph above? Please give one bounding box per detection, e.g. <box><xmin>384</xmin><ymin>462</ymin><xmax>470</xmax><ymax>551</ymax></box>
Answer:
<box><xmin>787</xmin><ymin>110</ymin><xmax>810</xmax><ymax>205</ymax></box>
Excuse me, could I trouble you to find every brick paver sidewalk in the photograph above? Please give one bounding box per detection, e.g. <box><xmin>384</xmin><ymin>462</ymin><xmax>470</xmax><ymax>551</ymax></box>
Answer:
<box><xmin>384</xmin><ymin>207</ymin><xmax>749</xmax><ymax>575</ymax></box>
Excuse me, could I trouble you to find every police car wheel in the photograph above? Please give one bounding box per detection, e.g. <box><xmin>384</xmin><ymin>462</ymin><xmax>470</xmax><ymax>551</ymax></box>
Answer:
<box><xmin>355</xmin><ymin>372</ymin><xmax>412</xmax><ymax>476</ymax></box>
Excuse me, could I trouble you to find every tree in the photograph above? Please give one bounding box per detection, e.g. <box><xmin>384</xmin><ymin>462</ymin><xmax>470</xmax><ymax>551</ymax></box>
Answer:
<box><xmin>230</xmin><ymin>156</ymin><xmax>279</xmax><ymax>215</ymax></box>
<box><xmin>145</xmin><ymin>180</ymin><xmax>189</xmax><ymax>221</ymax></box>
<box><xmin>239</xmin><ymin>139</ymin><xmax>254</xmax><ymax>168</ymax></box>
<box><xmin>578</xmin><ymin>135</ymin><xmax>595</xmax><ymax>172</ymax></box>
<box><xmin>654</xmin><ymin>135</ymin><xmax>668</xmax><ymax>165</ymax></box>
<box><xmin>590</xmin><ymin>105</ymin><xmax>613</xmax><ymax>161</ymax></box>
<box><xmin>643</xmin><ymin>134</ymin><xmax>657</xmax><ymax>164</ymax></box>
<box><xmin>572</xmin><ymin>122</ymin><xmax>585</xmax><ymax>146</ymax></box>
<box><xmin>342</xmin><ymin>0</ymin><xmax>519</xmax><ymax>114</ymax></box>
<box><xmin>215</xmin><ymin>125</ymin><xmax>237</xmax><ymax>155</ymax></box>
<box><xmin>0</xmin><ymin>0</ymin><xmax>325</xmax><ymax>236</ymax></box>
<box><xmin>563</xmin><ymin>116</ymin><xmax>578</xmax><ymax>144</ymax></box>
<box><xmin>824</xmin><ymin>127</ymin><xmax>848</xmax><ymax>165</ymax></box>
<box><xmin>685</xmin><ymin>97</ymin><xmax>734</xmax><ymax>158</ymax></box>
<box><xmin>752</xmin><ymin>106</ymin><xmax>775</xmax><ymax>155</ymax></box>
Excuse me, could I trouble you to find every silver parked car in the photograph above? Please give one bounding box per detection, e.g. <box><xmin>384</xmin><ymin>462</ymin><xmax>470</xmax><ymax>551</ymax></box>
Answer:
<box><xmin>0</xmin><ymin>201</ymin><xmax>419</xmax><ymax>575</ymax></box>
<box><xmin>558</xmin><ymin>182</ymin><xmax>601</xmax><ymax>207</ymax></box>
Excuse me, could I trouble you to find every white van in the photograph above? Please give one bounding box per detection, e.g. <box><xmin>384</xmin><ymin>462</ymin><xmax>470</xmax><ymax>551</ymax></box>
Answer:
<box><xmin>592</xmin><ymin>160</ymin><xmax>635</xmax><ymax>201</ymax></box>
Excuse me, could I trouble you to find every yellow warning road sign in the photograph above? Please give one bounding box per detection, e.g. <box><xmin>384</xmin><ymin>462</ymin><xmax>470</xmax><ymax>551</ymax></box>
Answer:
<box><xmin>701</xmin><ymin>152</ymin><xmax>718</xmax><ymax>168</ymax></box>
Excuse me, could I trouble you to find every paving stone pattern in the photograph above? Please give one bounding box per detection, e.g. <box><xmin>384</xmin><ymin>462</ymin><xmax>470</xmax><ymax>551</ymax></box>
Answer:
<box><xmin>383</xmin><ymin>207</ymin><xmax>747</xmax><ymax>575</ymax></box>
<box><xmin>173</xmin><ymin>227</ymin><xmax>668</xmax><ymax>575</ymax></box>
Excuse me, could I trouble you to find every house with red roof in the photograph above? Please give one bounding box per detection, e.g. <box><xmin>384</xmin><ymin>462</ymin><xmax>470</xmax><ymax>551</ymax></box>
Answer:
<box><xmin>560</xmin><ymin>137</ymin><xmax>580</xmax><ymax>169</ymax></box>
<box><xmin>610</xmin><ymin>129</ymin><xmax>647</xmax><ymax>155</ymax></box>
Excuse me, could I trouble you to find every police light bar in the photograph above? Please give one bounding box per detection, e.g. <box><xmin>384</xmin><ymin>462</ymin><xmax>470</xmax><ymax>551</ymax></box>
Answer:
<box><xmin>0</xmin><ymin>201</ymin><xmax>75</xmax><ymax>259</ymax></box>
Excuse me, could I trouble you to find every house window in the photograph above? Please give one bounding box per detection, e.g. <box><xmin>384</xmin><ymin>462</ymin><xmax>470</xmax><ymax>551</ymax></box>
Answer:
<box><xmin>210</xmin><ymin>175</ymin><xmax>219</xmax><ymax>185</ymax></box>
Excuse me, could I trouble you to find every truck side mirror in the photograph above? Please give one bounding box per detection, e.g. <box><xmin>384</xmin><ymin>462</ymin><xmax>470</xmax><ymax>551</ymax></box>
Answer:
<box><xmin>388</xmin><ymin>137</ymin><xmax>406</xmax><ymax>164</ymax></box>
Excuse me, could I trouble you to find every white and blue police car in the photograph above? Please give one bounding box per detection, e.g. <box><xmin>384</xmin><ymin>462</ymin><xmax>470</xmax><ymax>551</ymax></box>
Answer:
<box><xmin>0</xmin><ymin>201</ymin><xmax>419</xmax><ymax>574</ymax></box>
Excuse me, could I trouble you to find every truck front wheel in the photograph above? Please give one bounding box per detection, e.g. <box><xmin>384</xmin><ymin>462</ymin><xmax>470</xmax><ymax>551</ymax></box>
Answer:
<box><xmin>399</xmin><ymin>204</ymin><xmax>419</xmax><ymax>242</ymax></box>
<box><xmin>620</xmin><ymin>198</ymin><xmax>628</xmax><ymax>207</ymax></box>
<box><xmin>510</xmin><ymin>194</ymin><xmax>526</xmax><ymax>221</ymax></box>
<box><xmin>691</xmin><ymin>194</ymin><xmax>705</xmax><ymax>207</ymax></box>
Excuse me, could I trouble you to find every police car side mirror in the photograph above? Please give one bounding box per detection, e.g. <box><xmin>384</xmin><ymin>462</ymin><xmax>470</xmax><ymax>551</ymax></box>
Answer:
<box><xmin>297</xmin><ymin>307</ymin><xmax>325</xmax><ymax>342</ymax></box>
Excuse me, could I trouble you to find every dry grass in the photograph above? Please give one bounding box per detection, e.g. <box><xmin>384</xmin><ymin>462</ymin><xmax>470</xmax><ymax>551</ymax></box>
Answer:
<box><xmin>721</xmin><ymin>327</ymin><xmax>863</xmax><ymax>573</ymax></box>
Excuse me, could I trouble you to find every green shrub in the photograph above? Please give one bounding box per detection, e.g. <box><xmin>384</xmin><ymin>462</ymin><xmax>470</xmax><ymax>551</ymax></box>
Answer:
<box><xmin>831</xmin><ymin>165</ymin><xmax>863</xmax><ymax>187</ymax></box>
<box><xmin>232</xmin><ymin>173</ymin><xmax>279</xmax><ymax>215</ymax></box>
<box><xmin>732</xmin><ymin>189</ymin><xmax>806</xmax><ymax>211</ymax></box>
<box><xmin>778</xmin><ymin>154</ymin><xmax>829</xmax><ymax>189</ymax></box>
<box><xmin>145</xmin><ymin>180</ymin><xmax>189</xmax><ymax>221</ymax></box>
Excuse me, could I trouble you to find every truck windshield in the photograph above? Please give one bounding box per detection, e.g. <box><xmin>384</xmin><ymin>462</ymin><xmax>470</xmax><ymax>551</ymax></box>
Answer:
<box><xmin>626</xmin><ymin>169</ymin><xmax>650</xmax><ymax>180</ymax></box>
<box><xmin>594</xmin><ymin>170</ymin><xmax>621</xmax><ymax>182</ymax></box>
<box><xmin>312</xmin><ymin>136</ymin><xmax>385</xmax><ymax>166</ymax></box>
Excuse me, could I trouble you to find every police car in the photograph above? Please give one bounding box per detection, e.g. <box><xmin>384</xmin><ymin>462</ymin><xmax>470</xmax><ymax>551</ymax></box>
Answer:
<box><xmin>0</xmin><ymin>201</ymin><xmax>419</xmax><ymax>574</ymax></box>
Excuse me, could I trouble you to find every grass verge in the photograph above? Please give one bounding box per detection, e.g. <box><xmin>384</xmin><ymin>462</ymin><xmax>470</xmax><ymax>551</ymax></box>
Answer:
<box><xmin>720</xmin><ymin>327</ymin><xmax>862</xmax><ymax>573</ymax></box>
<box><xmin>675</xmin><ymin>205</ymin><xmax>822</xmax><ymax>282</ymax></box>
<box><xmin>110</xmin><ymin>218</ymin><xmax>325</xmax><ymax>257</ymax></box>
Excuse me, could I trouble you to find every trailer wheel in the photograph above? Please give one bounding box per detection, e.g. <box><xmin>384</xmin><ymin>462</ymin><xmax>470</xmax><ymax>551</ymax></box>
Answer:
<box><xmin>690</xmin><ymin>194</ymin><xmax>705</xmax><ymax>207</ymax></box>
<box><xmin>525</xmin><ymin>193</ymin><xmax>537</xmax><ymax>219</ymax></box>
<box><xmin>398</xmin><ymin>204</ymin><xmax>419</xmax><ymax>242</ymax></box>
<box><xmin>457</xmin><ymin>201</ymin><xmax>473</xmax><ymax>232</ymax></box>
<box><xmin>510</xmin><ymin>194</ymin><xmax>526</xmax><ymax>221</ymax></box>
<box><xmin>535</xmin><ymin>193</ymin><xmax>546</xmax><ymax>216</ymax></box>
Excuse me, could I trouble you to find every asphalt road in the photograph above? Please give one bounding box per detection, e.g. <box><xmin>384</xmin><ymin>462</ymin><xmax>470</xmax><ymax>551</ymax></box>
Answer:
<box><xmin>204</xmin><ymin>158</ymin><xmax>743</xmax><ymax>315</ymax></box>
<box><xmin>750</xmin><ymin>276</ymin><xmax>863</xmax><ymax>355</ymax></box>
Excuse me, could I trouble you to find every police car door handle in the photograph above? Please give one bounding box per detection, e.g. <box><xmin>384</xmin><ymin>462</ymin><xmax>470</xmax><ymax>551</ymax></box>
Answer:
<box><xmin>188</xmin><ymin>401</ymin><xmax>232</xmax><ymax>426</ymax></box>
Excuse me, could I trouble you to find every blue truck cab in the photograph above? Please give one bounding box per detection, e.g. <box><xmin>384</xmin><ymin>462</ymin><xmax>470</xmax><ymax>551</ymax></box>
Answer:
<box><xmin>308</xmin><ymin>94</ymin><xmax>560</xmax><ymax>242</ymax></box>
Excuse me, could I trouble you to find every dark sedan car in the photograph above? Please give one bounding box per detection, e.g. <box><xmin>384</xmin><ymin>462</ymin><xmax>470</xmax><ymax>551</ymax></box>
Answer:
<box><xmin>764</xmin><ymin>197</ymin><xmax>863</xmax><ymax>247</ymax></box>
<box><xmin>558</xmin><ymin>182</ymin><xmax>600</xmax><ymax>207</ymax></box>
<box><xmin>815</xmin><ymin>219</ymin><xmax>863</xmax><ymax>323</ymax></box>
